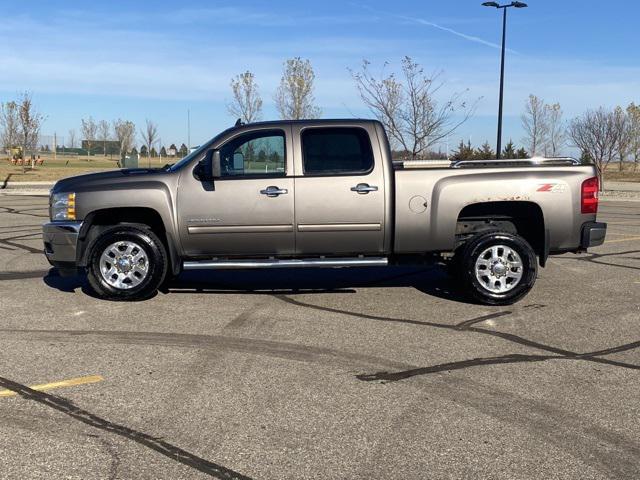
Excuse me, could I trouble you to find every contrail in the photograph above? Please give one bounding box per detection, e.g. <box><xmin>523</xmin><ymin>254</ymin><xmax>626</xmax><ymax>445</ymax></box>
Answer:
<box><xmin>354</xmin><ymin>2</ymin><xmax>516</xmax><ymax>53</ymax></box>
<box><xmin>400</xmin><ymin>15</ymin><xmax>510</xmax><ymax>51</ymax></box>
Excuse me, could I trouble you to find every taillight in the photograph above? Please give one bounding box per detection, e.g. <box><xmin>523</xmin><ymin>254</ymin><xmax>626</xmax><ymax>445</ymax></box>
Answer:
<box><xmin>581</xmin><ymin>177</ymin><xmax>599</xmax><ymax>214</ymax></box>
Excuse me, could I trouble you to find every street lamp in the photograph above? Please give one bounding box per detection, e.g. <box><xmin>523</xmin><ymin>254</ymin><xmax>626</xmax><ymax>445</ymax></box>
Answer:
<box><xmin>482</xmin><ymin>1</ymin><xmax>527</xmax><ymax>159</ymax></box>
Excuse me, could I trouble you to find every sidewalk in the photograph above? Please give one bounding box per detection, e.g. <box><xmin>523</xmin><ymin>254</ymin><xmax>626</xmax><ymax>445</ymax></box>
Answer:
<box><xmin>0</xmin><ymin>181</ymin><xmax>54</xmax><ymax>196</ymax></box>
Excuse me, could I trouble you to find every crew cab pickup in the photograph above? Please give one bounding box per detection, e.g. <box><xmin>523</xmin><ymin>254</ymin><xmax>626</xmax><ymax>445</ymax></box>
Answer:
<box><xmin>43</xmin><ymin>119</ymin><xmax>606</xmax><ymax>304</ymax></box>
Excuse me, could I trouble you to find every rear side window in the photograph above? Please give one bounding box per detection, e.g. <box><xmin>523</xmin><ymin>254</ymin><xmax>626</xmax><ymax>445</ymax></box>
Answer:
<box><xmin>302</xmin><ymin>127</ymin><xmax>374</xmax><ymax>175</ymax></box>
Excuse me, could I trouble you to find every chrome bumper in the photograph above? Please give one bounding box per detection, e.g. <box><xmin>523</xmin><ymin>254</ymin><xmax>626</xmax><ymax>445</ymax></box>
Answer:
<box><xmin>42</xmin><ymin>221</ymin><xmax>83</xmax><ymax>265</ymax></box>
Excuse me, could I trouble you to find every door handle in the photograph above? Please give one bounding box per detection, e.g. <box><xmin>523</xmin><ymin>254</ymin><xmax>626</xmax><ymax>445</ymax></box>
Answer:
<box><xmin>260</xmin><ymin>186</ymin><xmax>288</xmax><ymax>197</ymax></box>
<box><xmin>350</xmin><ymin>183</ymin><xmax>378</xmax><ymax>194</ymax></box>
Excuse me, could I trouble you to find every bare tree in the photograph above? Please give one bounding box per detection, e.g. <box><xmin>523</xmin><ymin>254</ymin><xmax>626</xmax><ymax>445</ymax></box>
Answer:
<box><xmin>81</xmin><ymin>116</ymin><xmax>97</xmax><ymax>160</ymax></box>
<box><xmin>351</xmin><ymin>57</ymin><xmax>476</xmax><ymax>159</ymax></box>
<box><xmin>16</xmin><ymin>92</ymin><xmax>45</xmax><ymax>171</ymax></box>
<box><xmin>612</xmin><ymin>106</ymin><xmax>631</xmax><ymax>172</ymax></box>
<box><xmin>227</xmin><ymin>71</ymin><xmax>263</xmax><ymax>123</ymax></box>
<box><xmin>544</xmin><ymin>103</ymin><xmax>565</xmax><ymax>157</ymax></box>
<box><xmin>627</xmin><ymin>103</ymin><xmax>640</xmax><ymax>172</ymax></box>
<box><xmin>97</xmin><ymin>119</ymin><xmax>110</xmax><ymax>156</ymax></box>
<box><xmin>0</xmin><ymin>100</ymin><xmax>19</xmax><ymax>155</ymax></box>
<box><xmin>113</xmin><ymin>119</ymin><xmax>136</xmax><ymax>162</ymax></box>
<box><xmin>521</xmin><ymin>94</ymin><xmax>549</xmax><ymax>156</ymax></box>
<box><xmin>67</xmin><ymin>129</ymin><xmax>77</xmax><ymax>148</ymax></box>
<box><xmin>140</xmin><ymin>119</ymin><xmax>158</xmax><ymax>166</ymax></box>
<box><xmin>569</xmin><ymin>107</ymin><xmax>618</xmax><ymax>190</ymax></box>
<box><xmin>275</xmin><ymin>57</ymin><xmax>321</xmax><ymax>120</ymax></box>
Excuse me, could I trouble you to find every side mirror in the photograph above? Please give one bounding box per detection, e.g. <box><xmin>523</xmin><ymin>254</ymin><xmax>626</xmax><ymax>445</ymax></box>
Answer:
<box><xmin>194</xmin><ymin>150</ymin><xmax>220</xmax><ymax>182</ymax></box>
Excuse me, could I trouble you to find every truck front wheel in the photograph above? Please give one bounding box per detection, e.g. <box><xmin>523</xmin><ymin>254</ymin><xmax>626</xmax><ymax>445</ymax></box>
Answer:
<box><xmin>86</xmin><ymin>224</ymin><xmax>168</xmax><ymax>301</ymax></box>
<box><xmin>457</xmin><ymin>231</ymin><xmax>537</xmax><ymax>305</ymax></box>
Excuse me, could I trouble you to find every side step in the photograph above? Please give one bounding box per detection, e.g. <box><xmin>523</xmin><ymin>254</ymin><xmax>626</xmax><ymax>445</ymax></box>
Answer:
<box><xmin>183</xmin><ymin>257</ymin><xmax>388</xmax><ymax>271</ymax></box>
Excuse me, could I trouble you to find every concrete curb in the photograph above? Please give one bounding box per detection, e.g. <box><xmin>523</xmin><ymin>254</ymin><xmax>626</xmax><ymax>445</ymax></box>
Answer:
<box><xmin>605</xmin><ymin>182</ymin><xmax>640</xmax><ymax>193</ymax></box>
<box><xmin>0</xmin><ymin>190</ymin><xmax>50</xmax><ymax>196</ymax></box>
<box><xmin>1</xmin><ymin>181</ymin><xmax>55</xmax><ymax>190</ymax></box>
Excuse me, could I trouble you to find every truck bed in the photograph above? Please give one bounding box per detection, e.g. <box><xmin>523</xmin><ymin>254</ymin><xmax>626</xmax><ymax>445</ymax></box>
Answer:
<box><xmin>392</xmin><ymin>159</ymin><xmax>599</xmax><ymax>254</ymax></box>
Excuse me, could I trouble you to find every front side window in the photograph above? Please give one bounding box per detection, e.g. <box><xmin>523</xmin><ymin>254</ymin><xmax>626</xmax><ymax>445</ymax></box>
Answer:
<box><xmin>302</xmin><ymin>127</ymin><xmax>374</xmax><ymax>175</ymax></box>
<box><xmin>219</xmin><ymin>130</ymin><xmax>286</xmax><ymax>177</ymax></box>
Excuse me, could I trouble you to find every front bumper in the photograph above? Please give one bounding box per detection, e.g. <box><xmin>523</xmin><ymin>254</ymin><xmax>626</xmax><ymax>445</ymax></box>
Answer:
<box><xmin>42</xmin><ymin>221</ymin><xmax>83</xmax><ymax>266</ymax></box>
<box><xmin>581</xmin><ymin>221</ymin><xmax>607</xmax><ymax>248</ymax></box>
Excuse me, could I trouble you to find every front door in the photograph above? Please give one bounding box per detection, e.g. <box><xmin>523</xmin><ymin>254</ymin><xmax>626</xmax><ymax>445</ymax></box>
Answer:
<box><xmin>177</xmin><ymin>127</ymin><xmax>295</xmax><ymax>256</ymax></box>
<box><xmin>293</xmin><ymin>125</ymin><xmax>386</xmax><ymax>255</ymax></box>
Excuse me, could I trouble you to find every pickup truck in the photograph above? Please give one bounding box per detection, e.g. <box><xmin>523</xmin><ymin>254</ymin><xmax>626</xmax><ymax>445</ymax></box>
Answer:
<box><xmin>43</xmin><ymin>119</ymin><xmax>606</xmax><ymax>305</ymax></box>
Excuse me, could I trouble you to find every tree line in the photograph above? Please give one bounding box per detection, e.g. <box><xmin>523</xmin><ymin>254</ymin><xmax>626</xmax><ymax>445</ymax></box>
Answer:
<box><xmin>73</xmin><ymin>117</ymin><xmax>188</xmax><ymax>161</ymax></box>
<box><xmin>3</xmin><ymin>56</ymin><xmax>640</xmax><ymax>184</ymax></box>
<box><xmin>518</xmin><ymin>94</ymin><xmax>640</xmax><ymax>184</ymax></box>
<box><xmin>227</xmin><ymin>56</ymin><xmax>477</xmax><ymax>162</ymax></box>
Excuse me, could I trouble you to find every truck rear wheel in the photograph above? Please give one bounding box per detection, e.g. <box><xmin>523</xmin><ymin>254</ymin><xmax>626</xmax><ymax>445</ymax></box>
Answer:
<box><xmin>457</xmin><ymin>231</ymin><xmax>537</xmax><ymax>305</ymax></box>
<box><xmin>86</xmin><ymin>224</ymin><xmax>168</xmax><ymax>301</ymax></box>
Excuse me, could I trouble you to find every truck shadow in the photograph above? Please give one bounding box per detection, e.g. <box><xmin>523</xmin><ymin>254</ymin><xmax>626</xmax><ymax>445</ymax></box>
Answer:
<box><xmin>164</xmin><ymin>265</ymin><xmax>471</xmax><ymax>303</ymax></box>
<box><xmin>43</xmin><ymin>265</ymin><xmax>473</xmax><ymax>304</ymax></box>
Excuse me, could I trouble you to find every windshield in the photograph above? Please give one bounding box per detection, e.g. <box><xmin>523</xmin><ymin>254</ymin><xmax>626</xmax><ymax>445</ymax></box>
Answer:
<box><xmin>166</xmin><ymin>125</ymin><xmax>239</xmax><ymax>172</ymax></box>
<box><xmin>166</xmin><ymin>142</ymin><xmax>210</xmax><ymax>172</ymax></box>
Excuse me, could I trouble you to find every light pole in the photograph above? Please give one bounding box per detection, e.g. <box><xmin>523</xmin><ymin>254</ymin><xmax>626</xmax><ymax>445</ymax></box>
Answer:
<box><xmin>482</xmin><ymin>1</ymin><xmax>527</xmax><ymax>159</ymax></box>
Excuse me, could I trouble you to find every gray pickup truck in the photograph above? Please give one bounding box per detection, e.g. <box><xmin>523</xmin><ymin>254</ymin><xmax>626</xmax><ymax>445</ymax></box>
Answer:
<box><xmin>43</xmin><ymin>119</ymin><xmax>606</xmax><ymax>305</ymax></box>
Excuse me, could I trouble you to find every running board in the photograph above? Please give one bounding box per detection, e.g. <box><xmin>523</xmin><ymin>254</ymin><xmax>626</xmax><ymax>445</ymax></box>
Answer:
<box><xmin>183</xmin><ymin>257</ymin><xmax>388</xmax><ymax>271</ymax></box>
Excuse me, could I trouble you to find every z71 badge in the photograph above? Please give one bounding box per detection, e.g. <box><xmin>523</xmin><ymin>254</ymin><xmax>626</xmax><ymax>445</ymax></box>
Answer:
<box><xmin>537</xmin><ymin>183</ymin><xmax>567</xmax><ymax>193</ymax></box>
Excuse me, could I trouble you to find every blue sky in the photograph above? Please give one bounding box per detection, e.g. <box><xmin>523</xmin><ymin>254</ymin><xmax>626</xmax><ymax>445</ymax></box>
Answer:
<box><xmin>2</xmin><ymin>0</ymin><xmax>639</xmax><ymax>153</ymax></box>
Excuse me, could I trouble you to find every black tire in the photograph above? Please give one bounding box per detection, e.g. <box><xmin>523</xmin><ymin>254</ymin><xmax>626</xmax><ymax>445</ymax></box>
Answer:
<box><xmin>86</xmin><ymin>224</ymin><xmax>168</xmax><ymax>301</ymax></box>
<box><xmin>457</xmin><ymin>230</ymin><xmax>537</xmax><ymax>306</ymax></box>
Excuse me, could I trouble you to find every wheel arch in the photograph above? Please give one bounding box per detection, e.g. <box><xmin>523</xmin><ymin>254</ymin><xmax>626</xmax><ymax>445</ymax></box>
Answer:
<box><xmin>77</xmin><ymin>207</ymin><xmax>180</xmax><ymax>275</ymax></box>
<box><xmin>456</xmin><ymin>201</ymin><xmax>548</xmax><ymax>266</ymax></box>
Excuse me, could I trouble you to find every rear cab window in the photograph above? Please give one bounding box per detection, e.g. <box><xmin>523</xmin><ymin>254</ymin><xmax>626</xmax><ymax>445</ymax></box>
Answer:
<box><xmin>301</xmin><ymin>127</ymin><xmax>374</xmax><ymax>175</ymax></box>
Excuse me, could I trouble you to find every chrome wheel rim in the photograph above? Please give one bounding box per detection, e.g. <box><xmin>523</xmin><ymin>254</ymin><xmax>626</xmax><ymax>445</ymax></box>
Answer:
<box><xmin>474</xmin><ymin>245</ymin><xmax>523</xmax><ymax>294</ymax></box>
<box><xmin>99</xmin><ymin>241</ymin><xmax>149</xmax><ymax>290</ymax></box>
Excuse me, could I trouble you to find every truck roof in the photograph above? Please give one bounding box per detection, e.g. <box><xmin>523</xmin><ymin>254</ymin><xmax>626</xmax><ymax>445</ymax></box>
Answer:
<box><xmin>230</xmin><ymin>118</ymin><xmax>381</xmax><ymax>129</ymax></box>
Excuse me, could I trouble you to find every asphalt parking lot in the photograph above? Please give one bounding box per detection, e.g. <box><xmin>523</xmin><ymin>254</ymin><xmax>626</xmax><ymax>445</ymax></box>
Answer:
<box><xmin>0</xmin><ymin>194</ymin><xmax>638</xmax><ymax>480</ymax></box>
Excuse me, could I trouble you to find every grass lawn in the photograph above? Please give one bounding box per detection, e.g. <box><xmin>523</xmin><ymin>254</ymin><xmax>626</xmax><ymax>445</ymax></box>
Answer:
<box><xmin>1</xmin><ymin>154</ymin><xmax>174</xmax><ymax>183</ymax></box>
<box><xmin>602</xmin><ymin>164</ymin><xmax>640</xmax><ymax>182</ymax></box>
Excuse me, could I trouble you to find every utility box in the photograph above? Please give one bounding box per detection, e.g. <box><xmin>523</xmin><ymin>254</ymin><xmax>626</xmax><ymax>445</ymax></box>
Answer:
<box><xmin>121</xmin><ymin>153</ymin><xmax>139</xmax><ymax>169</ymax></box>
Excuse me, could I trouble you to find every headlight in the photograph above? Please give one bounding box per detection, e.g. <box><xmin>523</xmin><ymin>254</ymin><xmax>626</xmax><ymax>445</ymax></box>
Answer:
<box><xmin>51</xmin><ymin>192</ymin><xmax>76</xmax><ymax>221</ymax></box>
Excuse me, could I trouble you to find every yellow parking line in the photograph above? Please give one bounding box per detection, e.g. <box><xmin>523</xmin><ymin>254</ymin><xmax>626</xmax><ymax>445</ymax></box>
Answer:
<box><xmin>604</xmin><ymin>236</ymin><xmax>640</xmax><ymax>244</ymax></box>
<box><xmin>0</xmin><ymin>375</ymin><xmax>104</xmax><ymax>398</ymax></box>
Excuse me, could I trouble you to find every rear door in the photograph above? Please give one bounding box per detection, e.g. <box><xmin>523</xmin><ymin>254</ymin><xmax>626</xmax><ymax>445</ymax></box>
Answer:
<box><xmin>293</xmin><ymin>124</ymin><xmax>386</xmax><ymax>255</ymax></box>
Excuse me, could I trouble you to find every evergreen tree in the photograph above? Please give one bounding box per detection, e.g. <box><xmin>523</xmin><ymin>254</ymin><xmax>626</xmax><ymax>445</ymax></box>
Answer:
<box><xmin>515</xmin><ymin>147</ymin><xmax>529</xmax><ymax>159</ymax></box>
<box><xmin>179</xmin><ymin>143</ymin><xmax>188</xmax><ymax>157</ymax></box>
<box><xmin>150</xmin><ymin>147</ymin><xmax>158</xmax><ymax>158</ymax></box>
<box><xmin>140</xmin><ymin>145</ymin><xmax>148</xmax><ymax>157</ymax></box>
<box><xmin>450</xmin><ymin>140</ymin><xmax>475</xmax><ymax>160</ymax></box>
<box><xmin>130</xmin><ymin>146</ymin><xmax>138</xmax><ymax>156</ymax></box>
<box><xmin>160</xmin><ymin>146</ymin><xmax>167</xmax><ymax>157</ymax></box>
<box><xmin>579</xmin><ymin>150</ymin><xmax>594</xmax><ymax>164</ymax></box>
<box><xmin>501</xmin><ymin>140</ymin><xmax>517</xmax><ymax>158</ymax></box>
<box><xmin>474</xmin><ymin>141</ymin><xmax>495</xmax><ymax>160</ymax></box>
